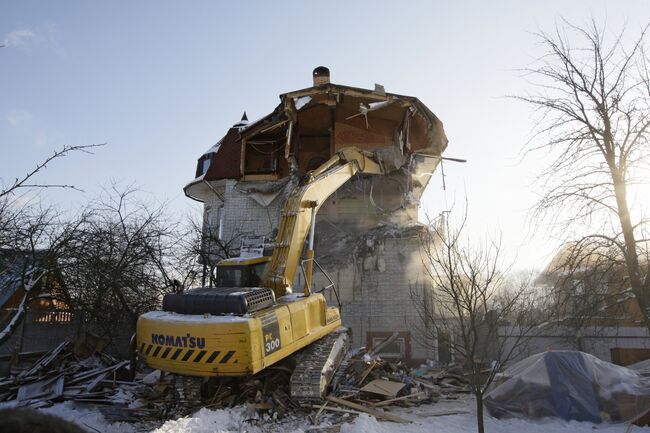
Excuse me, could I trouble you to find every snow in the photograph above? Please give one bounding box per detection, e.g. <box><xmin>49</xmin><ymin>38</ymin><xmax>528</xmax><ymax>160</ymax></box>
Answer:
<box><xmin>151</xmin><ymin>407</ymin><xmax>251</xmax><ymax>433</ymax></box>
<box><xmin>149</xmin><ymin>397</ymin><xmax>650</xmax><ymax>433</ymax></box>
<box><xmin>339</xmin><ymin>412</ymin><xmax>646</xmax><ymax>433</ymax></box>
<box><xmin>142</xmin><ymin>369</ymin><xmax>161</xmax><ymax>385</ymax></box>
<box><xmin>277</xmin><ymin>293</ymin><xmax>307</xmax><ymax>303</ymax></box>
<box><xmin>33</xmin><ymin>397</ymin><xmax>650</xmax><ymax>433</ymax></box>
<box><xmin>203</xmin><ymin>139</ymin><xmax>223</xmax><ymax>155</ymax></box>
<box><xmin>293</xmin><ymin>96</ymin><xmax>312</xmax><ymax>110</ymax></box>
<box><xmin>140</xmin><ymin>310</ymin><xmax>251</xmax><ymax>323</ymax></box>
<box><xmin>40</xmin><ymin>401</ymin><xmax>135</xmax><ymax>433</ymax></box>
<box><xmin>220</xmin><ymin>255</ymin><xmax>266</xmax><ymax>263</ymax></box>
<box><xmin>0</xmin><ymin>270</ymin><xmax>44</xmax><ymax>341</ymax></box>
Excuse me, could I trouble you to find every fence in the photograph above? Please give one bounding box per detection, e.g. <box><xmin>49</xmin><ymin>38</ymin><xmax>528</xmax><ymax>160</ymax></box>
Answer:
<box><xmin>0</xmin><ymin>308</ymin><xmax>135</xmax><ymax>360</ymax></box>
<box><xmin>499</xmin><ymin>325</ymin><xmax>650</xmax><ymax>364</ymax></box>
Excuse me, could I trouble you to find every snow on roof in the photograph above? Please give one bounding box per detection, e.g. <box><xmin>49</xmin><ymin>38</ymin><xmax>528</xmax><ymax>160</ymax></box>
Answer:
<box><xmin>0</xmin><ymin>265</ymin><xmax>22</xmax><ymax>307</ymax></box>
<box><xmin>0</xmin><ymin>251</ymin><xmax>42</xmax><ymax>307</ymax></box>
<box><xmin>203</xmin><ymin>139</ymin><xmax>223</xmax><ymax>156</ymax></box>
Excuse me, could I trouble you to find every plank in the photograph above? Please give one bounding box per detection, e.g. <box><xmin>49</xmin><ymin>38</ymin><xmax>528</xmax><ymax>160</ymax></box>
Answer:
<box><xmin>326</xmin><ymin>396</ymin><xmax>411</xmax><ymax>423</ymax></box>
<box><xmin>371</xmin><ymin>392</ymin><xmax>426</xmax><ymax>407</ymax></box>
<box><xmin>360</xmin><ymin>379</ymin><xmax>405</xmax><ymax>397</ymax></box>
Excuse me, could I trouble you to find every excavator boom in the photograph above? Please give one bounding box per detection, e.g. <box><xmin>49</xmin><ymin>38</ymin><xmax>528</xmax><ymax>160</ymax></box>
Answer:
<box><xmin>263</xmin><ymin>148</ymin><xmax>383</xmax><ymax>296</ymax></box>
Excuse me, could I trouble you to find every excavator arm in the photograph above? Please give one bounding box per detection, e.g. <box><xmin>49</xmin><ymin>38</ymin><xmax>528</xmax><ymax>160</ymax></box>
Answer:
<box><xmin>262</xmin><ymin>147</ymin><xmax>383</xmax><ymax>297</ymax></box>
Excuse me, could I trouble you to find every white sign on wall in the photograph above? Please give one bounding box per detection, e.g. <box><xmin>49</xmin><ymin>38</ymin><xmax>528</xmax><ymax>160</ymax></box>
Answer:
<box><xmin>240</xmin><ymin>236</ymin><xmax>265</xmax><ymax>258</ymax></box>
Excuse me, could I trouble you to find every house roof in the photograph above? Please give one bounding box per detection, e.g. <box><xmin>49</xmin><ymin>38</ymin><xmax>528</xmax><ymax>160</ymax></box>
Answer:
<box><xmin>184</xmin><ymin>78</ymin><xmax>448</xmax><ymax>202</ymax></box>
<box><xmin>0</xmin><ymin>250</ymin><xmax>45</xmax><ymax>307</ymax></box>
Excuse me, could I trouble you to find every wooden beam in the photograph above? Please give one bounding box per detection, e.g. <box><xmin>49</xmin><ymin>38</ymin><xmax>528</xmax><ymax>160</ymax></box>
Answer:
<box><xmin>326</xmin><ymin>396</ymin><xmax>411</xmax><ymax>423</ymax></box>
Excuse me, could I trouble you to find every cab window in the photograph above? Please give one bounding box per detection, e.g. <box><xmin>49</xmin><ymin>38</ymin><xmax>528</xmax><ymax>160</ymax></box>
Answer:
<box><xmin>217</xmin><ymin>266</ymin><xmax>245</xmax><ymax>287</ymax></box>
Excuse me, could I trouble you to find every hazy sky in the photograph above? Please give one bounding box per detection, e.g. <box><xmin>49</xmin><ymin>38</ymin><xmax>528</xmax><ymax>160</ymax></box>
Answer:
<box><xmin>2</xmin><ymin>1</ymin><xmax>649</xmax><ymax>271</ymax></box>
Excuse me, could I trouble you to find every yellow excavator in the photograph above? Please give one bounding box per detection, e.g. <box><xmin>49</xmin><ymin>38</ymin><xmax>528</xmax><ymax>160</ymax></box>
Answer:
<box><xmin>136</xmin><ymin>147</ymin><xmax>383</xmax><ymax>400</ymax></box>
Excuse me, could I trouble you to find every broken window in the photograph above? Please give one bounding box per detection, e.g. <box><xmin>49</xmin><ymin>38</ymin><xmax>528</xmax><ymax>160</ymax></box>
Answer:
<box><xmin>244</xmin><ymin>141</ymin><xmax>279</xmax><ymax>174</ymax></box>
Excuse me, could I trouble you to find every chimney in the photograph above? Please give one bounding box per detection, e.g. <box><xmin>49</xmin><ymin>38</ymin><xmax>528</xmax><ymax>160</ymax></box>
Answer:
<box><xmin>313</xmin><ymin>66</ymin><xmax>330</xmax><ymax>86</ymax></box>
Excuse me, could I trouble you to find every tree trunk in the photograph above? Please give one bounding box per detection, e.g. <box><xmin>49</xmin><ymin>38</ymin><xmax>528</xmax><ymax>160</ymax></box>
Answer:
<box><xmin>612</xmin><ymin>173</ymin><xmax>650</xmax><ymax>331</ymax></box>
<box><xmin>476</xmin><ymin>392</ymin><xmax>485</xmax><ymax>433</ymax></box>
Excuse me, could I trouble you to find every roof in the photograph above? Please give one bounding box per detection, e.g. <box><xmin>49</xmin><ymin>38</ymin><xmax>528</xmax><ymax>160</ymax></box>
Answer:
<box><xmin>0</xmin><ymin>250</ymin><xmax>45</xmax><ymax>307</ymax></box>
<box><xmin>184</xmin><ymin>79</ymin><xmax>448</xmax><ymax>201</ymax></box>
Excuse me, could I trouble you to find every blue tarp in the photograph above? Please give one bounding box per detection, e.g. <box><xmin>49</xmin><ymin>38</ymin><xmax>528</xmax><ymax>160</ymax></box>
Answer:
<box><xmin>485</xmin><ymin>351</ymin><xmax>650</xmax><ymax>423</ymax></box>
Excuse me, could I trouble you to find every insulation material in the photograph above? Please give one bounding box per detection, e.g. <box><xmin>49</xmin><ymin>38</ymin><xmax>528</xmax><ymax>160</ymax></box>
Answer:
<box><xmin>485</xmin><ymin>351</ymin><xmax>650</xmax><ymax>424</ymax></box>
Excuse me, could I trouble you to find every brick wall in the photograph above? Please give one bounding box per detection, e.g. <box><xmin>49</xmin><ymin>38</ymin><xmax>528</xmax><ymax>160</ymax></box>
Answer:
<box><xmin>201</xmin><ymin>176</ymin><xmax>437</xmax><ymax>363</ymax></box>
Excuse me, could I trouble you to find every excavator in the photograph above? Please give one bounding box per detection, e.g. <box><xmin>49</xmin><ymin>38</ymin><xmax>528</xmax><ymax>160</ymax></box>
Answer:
<box><xmin>136</xmin><ymin>147</ymin><xmax>384</xmax><ymax>401</ymax></box>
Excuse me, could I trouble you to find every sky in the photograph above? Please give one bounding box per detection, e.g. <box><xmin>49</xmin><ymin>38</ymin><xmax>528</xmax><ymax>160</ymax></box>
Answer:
<box><xmin>1</xmin><ymin>0</ymin><xmax>649</xmax><ymax>271</ymax></box>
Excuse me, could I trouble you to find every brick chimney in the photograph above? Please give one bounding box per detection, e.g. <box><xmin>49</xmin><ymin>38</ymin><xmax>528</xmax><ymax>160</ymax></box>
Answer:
<box><xmin>313</xmin><ymin>66</ymin><xmax>330</xmax><ymax>86</ymax></box>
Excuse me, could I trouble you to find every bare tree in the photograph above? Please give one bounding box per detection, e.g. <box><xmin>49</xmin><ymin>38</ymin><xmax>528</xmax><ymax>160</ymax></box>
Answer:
<box><xmin>537</xmin><ymin>238</ymin><xmax>640</xmax><ymax>350</ymax></box>
<box><xmin>411</xmin><ymin>210</ymin><xmax>543</xmax><ymax>433</ymax></box>
<box><xmin>0</xmin><ymin>144</ymin><xmax>104</xmax><ymax>199</ymax></box>
<box><xmin>0</xmin><ymin>144</ymin><xmax>103</xmax><ymax>345</ymax></box>
<box><xmin>184</xmin><ymin>214</ymin><xmax>242</xmax><ymax>287</ymax></box>
<box><xmin>58</xmin><ymin>186</ymin><xmax>181</xmax><ymax>344</ymax></box>
<box><xmin>516</xmin><ymin>19</ymin><xmax>650</xmax><ymax>330</ymax></box>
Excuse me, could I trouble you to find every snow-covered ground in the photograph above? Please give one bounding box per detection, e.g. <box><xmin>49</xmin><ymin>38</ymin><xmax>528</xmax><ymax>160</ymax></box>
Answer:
<box><xmin>41</xmin><ymin>397</ymin><xmax>650</xmax><ymax>433</ymax></box>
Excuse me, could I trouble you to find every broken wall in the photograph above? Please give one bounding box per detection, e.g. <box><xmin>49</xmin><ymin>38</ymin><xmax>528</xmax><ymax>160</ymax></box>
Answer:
<box><xmin>202</xmin><ymin>178</ymin><xmax>294</xmax><ymax>245</ymax></box>
<box><xmin>314</xmin><ymin>228</ymin><xmax>436</xmax><ymax>361</ymax></box>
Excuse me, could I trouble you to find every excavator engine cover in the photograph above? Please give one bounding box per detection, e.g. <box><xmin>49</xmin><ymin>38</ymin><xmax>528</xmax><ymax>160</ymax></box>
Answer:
<box><xmin>163</xmin><ymin>287</ymin><xmax>275</xmax><ymax>315</ymax></box>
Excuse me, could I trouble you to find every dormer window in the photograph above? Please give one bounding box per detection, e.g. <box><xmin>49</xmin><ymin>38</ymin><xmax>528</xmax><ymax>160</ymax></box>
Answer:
<box><xmin>199</xmin><ymin>154</ymin><xmax>212</xmax><ymax>177</ymax></box>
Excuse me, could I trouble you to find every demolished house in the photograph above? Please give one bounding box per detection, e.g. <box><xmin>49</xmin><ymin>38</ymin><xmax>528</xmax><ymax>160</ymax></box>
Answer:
<box><xmin>184</xmin><ymin>67</ymin><xmax>448</xmax><ymax>364</ymax></box>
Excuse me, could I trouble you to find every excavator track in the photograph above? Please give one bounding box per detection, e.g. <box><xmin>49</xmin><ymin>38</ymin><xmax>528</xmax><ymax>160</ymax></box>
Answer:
<box><xmin>289</xmin><ymin>327</ymin><xmax>350</xmax><ymax>403</ymax></box>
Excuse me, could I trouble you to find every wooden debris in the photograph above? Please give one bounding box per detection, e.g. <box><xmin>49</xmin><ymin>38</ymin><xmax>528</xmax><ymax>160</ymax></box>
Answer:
<box><xmin>371</xmin><ymin>392</ymin><xmax>426</xmax><ymax>407</ymax></box>
<box><xmin>18</xmin><ymin>341</ymin><xmax>69</xmax><ymax>380</ymax></box>
<box><xmin>360</xmin><ymin>379</ymin><xmax>405</xmax><ymax>397</ymax></box>
<box><xmin>311</xmin><ymin>400</ymin><xmax>329</xmax><ymax>425</ymax></box>
<box><xmin>306</xmin><ymin>404</ymin><xmax>363</xmax><ymax>415</ymax></box>
<box><xmin>3</xmin><ymin>335</ymin><xmax>472</xmax><ymax>426</ymax></box>
<box><xmin>0</xmin><ymin>338</ymin><xmax>151</xmax><ymax>417</ymax></box>
<box><xmin>16</xmin><ymin>375</ymin><xmax>65</xmax><ymax>401</ymax></box>
<box><xmin>326</xmin><ymin>396</ymin><xmax>411</xmax><ymax>423</ymax></box>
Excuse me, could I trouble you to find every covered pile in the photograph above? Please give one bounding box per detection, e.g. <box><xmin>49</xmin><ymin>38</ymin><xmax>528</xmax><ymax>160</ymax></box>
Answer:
<box><xmin>485</xmin><ymin>351</ymin><xmax>650</xmax><ymax>424</ymax></box>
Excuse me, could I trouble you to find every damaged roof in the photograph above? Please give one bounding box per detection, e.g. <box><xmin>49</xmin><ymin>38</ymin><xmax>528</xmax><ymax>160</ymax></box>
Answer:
<box><xmin>185</xmin><ymin>67</ymin><xmax>448</xmax><ymax>202</ymax></box>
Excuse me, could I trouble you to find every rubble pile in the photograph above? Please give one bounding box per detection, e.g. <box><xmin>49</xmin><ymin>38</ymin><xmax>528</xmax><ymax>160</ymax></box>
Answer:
<box><xmin>185</xmin><ymin>361</ymin><xmax>300</xmax><ymax>416</ymax></box>
<box><xmin>304</xmin><ymin>344</ymin><xmax>471</xmax><ymax>424</ymax></box>
<box><xmin>0</xmin><ymin>339</ymin><xmax>165</xmax><ymax>422</ymax></box>
<box><xmin>0</xmin><ymin>336</ymin><xmax>473</xmax><ymax>426</ymax></box>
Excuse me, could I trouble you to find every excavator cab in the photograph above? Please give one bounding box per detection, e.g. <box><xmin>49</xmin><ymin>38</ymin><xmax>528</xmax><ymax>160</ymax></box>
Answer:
<box><xmin>214</xmin><ymin>256</ymin><xmax>270</xmax><ymax>288</ymax></box>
